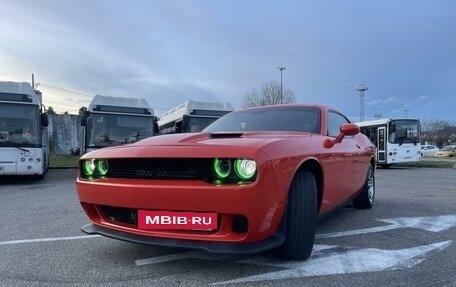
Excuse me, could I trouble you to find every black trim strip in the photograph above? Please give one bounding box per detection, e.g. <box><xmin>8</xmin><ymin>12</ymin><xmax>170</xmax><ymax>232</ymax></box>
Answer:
<box><xmin>81</xmin><ymin>223</ymin><xmax>285</xmax><ymax>255</ymax></box>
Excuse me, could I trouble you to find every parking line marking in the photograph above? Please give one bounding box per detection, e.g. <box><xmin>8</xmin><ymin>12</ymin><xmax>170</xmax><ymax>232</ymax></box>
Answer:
<box><xmin>0</xmin><ymin>235</ymin><xmax>101</xmax><ymax>246</ymax></box>
<box><xmin>213</xmin><ymin>241</ymin><xmax>453</xmax><ymax>284</ymax></box>
<box><xmin>316</xmin><ymin>214</ymin><xmax>456</xmax><ymax>239</ymax></box>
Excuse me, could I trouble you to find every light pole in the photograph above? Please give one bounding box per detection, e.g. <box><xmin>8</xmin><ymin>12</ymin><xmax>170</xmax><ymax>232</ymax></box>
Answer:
<box><xmin>356</xmin><ymin>84</ymin><xmax>368</xmax><ymax>121</ymax></box>
<box><xmin>277</xmin><ymin>67</ymin><xmax>286</xmax><ymax>104</ymax></box>
<box><xmin>404</xmin><ymin>109</ymin><xmax>408</xmax><ymax>118</ymax></box>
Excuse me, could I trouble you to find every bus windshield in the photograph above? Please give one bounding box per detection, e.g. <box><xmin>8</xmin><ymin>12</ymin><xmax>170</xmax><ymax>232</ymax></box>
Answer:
<box><xmin>188</xmin><ymin>116</ymin><xmax>221</xmax><ymax>132</ymax></box>
<box><xmin>86</xmin><ymin>113</ymin><xmax>154</xmax><ymax>147</ymax></box>
<box><xmin>388</xmin><ymin>120</ymin><xmax>420</xmax><ymax>145</ymax></box>
<box><xmin>0</xmin><ymin>103</ymin><xmax>41</xmax><ymax>147</ymax></box>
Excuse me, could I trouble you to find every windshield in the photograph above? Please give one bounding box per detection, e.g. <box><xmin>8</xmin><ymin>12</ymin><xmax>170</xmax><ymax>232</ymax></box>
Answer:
<box><xmin>388</xmin><ymin>120</ymin><xmax>420</xmax><ymax>144</ymax></box>
<box><xmin>86</xmin><ymin>113</ymin><xmax>154</xmax><ymax>147</ymax></box>
<box><xmin>204</xmin><ymin>107</ymin><xmax>320</xmax><ymax>133</ymax></box>
<box><xmin>0</xmin><ymin>103</ymin><xmax>41</xmax><ymax>147</ymax></box>
<box><xmin>441</xmin><ymin>146</ymin><xmax>455</xmax><ymax>151</ymax></box>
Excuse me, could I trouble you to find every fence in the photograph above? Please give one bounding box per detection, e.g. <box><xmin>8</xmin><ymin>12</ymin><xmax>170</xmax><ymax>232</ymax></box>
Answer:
<box><xmin>48</xmin><ymin>114</ymin><xmax>80</xmax><ymax>155</ymax></box>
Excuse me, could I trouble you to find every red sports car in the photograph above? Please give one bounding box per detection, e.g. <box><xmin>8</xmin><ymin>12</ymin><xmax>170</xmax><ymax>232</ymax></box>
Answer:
<box><xmin>76</xmin><ymin>104</ymin><xmax>376</xmax><ymax>259</ymax></box>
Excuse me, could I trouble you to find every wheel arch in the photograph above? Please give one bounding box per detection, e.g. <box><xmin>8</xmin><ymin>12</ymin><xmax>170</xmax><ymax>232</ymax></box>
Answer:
<box><xmin>296</xmin><ymin>159</ymin><xmax>323</xmax><ymax>214</ymax></box>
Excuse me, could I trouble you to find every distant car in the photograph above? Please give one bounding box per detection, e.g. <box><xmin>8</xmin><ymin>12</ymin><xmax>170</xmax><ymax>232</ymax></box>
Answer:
<box><xmin>420</xmin><ymin>145</ymin><xmax>439</xmax><ymax>157</ymax></box>
<box><xmin>434</xmin><ymin>145</ymin><xmax>456</xmax><ymax>158</ymax></box>
<box><xmin>76</xmin><ymin>104</ymin><xmax>376</xmax><ymax>260</ymax></box>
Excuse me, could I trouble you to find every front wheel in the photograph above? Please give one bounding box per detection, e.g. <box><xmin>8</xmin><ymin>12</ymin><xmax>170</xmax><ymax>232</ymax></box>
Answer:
<box><xmin>353</xmin><ymin>164</ymin><xmax>375</xmax><ymax>209</ymax></box>
<box><xmin>280</xmin><ymin>171</ymin><xmax>317</xmax><ymax>260</ymax></box>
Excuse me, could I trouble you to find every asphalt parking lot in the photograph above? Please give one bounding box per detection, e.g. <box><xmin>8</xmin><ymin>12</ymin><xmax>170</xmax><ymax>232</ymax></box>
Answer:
<box><xmin>0</xmin><ymin>167</ymin><xmax>455</xmax><ymax>287</ymax></box>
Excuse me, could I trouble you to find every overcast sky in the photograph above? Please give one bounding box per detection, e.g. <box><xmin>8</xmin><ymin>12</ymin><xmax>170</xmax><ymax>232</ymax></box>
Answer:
<box><xmin>1</xmin><ymin>1</ymin><xmax>455</xmax><ymax>123</ymax></box>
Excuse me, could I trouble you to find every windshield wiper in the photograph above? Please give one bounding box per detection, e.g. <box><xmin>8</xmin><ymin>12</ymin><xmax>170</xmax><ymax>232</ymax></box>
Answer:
<box><xmin>14</xmin><ymin>146</ymin><xmax>30</xmax><ymax>152</ymax></box>
<box><xmin>0</xmin><ymin>142</ymin><xmax>30</xmax><ymax>152</ymax></box>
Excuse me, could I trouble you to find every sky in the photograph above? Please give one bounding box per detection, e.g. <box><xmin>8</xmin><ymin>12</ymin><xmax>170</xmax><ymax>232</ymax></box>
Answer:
<box><xmin>0</xmin><ymin>1</ymin><xmax>455</xmax><ymax>123</ymax></box>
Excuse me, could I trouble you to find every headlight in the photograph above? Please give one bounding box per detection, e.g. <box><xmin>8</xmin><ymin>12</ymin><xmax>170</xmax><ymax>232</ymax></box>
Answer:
<box><xmin>81</xmin><ymin>159</ymin><xmax>109</xmax><ymax>178</ymax></box>
<box><xmin>234</xmin><ymin>159</ymin><xmax>257</xmax><ymax>180</ymax></box>
<box><xmin>97</xmin><ymin>160</ymin><xmax>109</xmax><ymax>176</ymax></box>
<box><xmin>211</xmin><ymin>158</ymin><xmax>257</xmax><ymax>183</ymax></box>
<box><xmin>213</xmin><ymin>158</ymin><xmax>231</xmax><ymax>179</ymax></box>
<box><xmin>82</xmin><ymin>159</ymin><xmax>96</xmax><ymax>176</ymax></box>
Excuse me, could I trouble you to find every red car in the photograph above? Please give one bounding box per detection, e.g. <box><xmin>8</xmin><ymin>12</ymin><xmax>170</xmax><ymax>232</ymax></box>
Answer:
<box><xmin>76</xmin><ymin>104</ymin><xmax>376</xmax><ymax>259</ymax></box>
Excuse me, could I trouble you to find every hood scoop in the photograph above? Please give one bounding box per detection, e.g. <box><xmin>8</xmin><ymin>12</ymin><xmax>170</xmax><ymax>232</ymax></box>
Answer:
<box><xmin>209</xmin><ymin>132</ymin><xmax>244</xmax><ymax>139</ymax></box>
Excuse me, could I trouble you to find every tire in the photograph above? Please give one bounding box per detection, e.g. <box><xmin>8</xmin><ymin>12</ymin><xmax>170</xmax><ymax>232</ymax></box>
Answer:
<box><xmin>280</xmin><ymin>170</ymin><xmax>317</xmax><ymax>260</ymax></box>
<box><xmin>353</xmin><ymin>164</ymin><xmax>375</xmax><ymax>209</ymax></box>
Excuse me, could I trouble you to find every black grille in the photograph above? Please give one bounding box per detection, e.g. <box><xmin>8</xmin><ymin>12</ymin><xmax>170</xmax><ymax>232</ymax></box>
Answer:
<box><xmin>232</xmin><ymin>216</ymin><xmax>249</xmax><ymax>233</ymax></box>
<box><xmin>101</xmin><ymin>206</ymin><xmax>138</xmax><ymax>225</ymax></box>
<box><xmin>107</xmin><ymin>158</ymin><xmax>213</xmax><ymax>181</ymax></box>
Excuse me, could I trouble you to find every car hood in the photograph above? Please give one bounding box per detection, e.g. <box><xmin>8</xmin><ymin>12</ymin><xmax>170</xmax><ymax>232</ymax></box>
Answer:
<box><xmin>81</xmin><ymin>131</ymin><xmax>316</xmax><ymax>159</ymax></box>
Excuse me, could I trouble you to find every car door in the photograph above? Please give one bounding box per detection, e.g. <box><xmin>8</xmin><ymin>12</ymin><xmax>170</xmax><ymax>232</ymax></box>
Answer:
<box><xmin>323</xmin><ymin>111</ymin><xmax>364</xmax><ymax>208</ymax></box>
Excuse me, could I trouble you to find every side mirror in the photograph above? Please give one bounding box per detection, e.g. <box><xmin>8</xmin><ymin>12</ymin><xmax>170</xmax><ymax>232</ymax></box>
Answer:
<box><xmin>340</xmin><ymin>123</ymin><xmax>360</xmax><ymax>136</ymax></box>
<box><xmin>41</xmin><ymin>113</ymin><xmax>49</xmax><ymax>127</ymax></box>
<box><xmin>181</xmin><ymin>115</ymin><xmax>189</xmax><ymax>133</ymax></box>
<box><xmin>80</xmin><ymin>111</ymin><xmax>89</xmax><ymax>126</ymax></box>
<box><xmin>153</xmin><ymin>121</ymin><xmax>159</xmax><ymax>136</ymax></box>
<box><xmin>389</xmin><ymin>123</ymin><xmax>396</xmax><ymax>132</ymax></box>
<box><xmin>324</xmin><ymin>123</ymin><xmax>359</xmax><ymax>148</ymax></box>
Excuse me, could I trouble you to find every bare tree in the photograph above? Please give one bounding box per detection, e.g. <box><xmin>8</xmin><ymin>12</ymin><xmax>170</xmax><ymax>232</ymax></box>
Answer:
<box><xmin>242</xmin><ymin>80</ymin><xmax>296</xmax><ymax>108</ymax></box>
<box><xmin>421</xmin><ymin>119</ymin><xmax>451</xmax><ymax>146</ymax></box>
<box><xmin>78</xmin><ymin>106</ymin><xmax>87</xmax><ymax>116</ymax></box>
<box><xmin>47</xmin><ymin>106</ymin><xmax>56</xmax><ymax>115</ymax></box>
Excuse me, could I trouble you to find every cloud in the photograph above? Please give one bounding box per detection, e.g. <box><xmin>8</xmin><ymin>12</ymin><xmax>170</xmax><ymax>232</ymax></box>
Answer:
<box><xmin>366</xmin><ymin>99</ymin><xmax>383</xmax><ymax>106</ymax></box>
<box><xmin>416</xmin><ymin>96</ymin><xmax>427</xmax><ymax>102</ymax></box>
<box><xmin>384</xmin><ymin>97</ymin><xmax>401</xmax><ymax>104</ymax></box>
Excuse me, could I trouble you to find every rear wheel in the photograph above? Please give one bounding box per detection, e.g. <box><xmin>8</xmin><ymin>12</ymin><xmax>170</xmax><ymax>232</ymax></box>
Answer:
<box><xmin>280</xmin><ymin>171</ymin><xmax>317</xmax><ymax>260</ymax></box>
<box><xmin>353</xmin><ymin>164</ymin><xmax>375</xmax><ymax>209</ymax></box>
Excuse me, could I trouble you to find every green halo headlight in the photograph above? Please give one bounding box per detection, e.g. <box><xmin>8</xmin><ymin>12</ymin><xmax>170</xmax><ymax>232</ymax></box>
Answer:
<box><xmin>82</xmin><ymin>159</ymin><xmax>96</xmax><ymax>176</ymax></box>
<box><xmin>234</xmin><ymin>159</ymin><xmax>257</xmax><ymax>180</ymax></box>
<box><xmin>213</xmin><ymin>158</ymin><xmax>231</xmax><ymax>179</ymax></box>
<box><xmin>97</xmin><ymin>160</ymin><xmax>109</xmax><ymax>176</ymax></box>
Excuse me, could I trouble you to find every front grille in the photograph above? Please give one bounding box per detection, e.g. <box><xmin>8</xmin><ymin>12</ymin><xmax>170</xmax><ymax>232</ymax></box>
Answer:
<box><xmin>232</xmin><ymin>216</ymin><xmax>249</xmax><ymax>233</ymax></box>
<box><xmin>101</xmin><ymin>206</ymin><xmax>137</xmax><ymax>225</ymax></box>
<box><xmin>107</xmin><ymin>158</ymin><xmax>213</xmax><ymax>181</ymax></box>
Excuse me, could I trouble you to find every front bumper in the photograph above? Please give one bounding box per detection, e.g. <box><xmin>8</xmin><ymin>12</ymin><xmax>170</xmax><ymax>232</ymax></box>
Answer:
<box><xmin>76</xmin><ymin>158</ymin><xmax>288</xmax><ymax>244</ymax></box>
<box><xmin>82</xmin><ymin>222</ymin><xmax>285</xmax><ymax>255</ymax></box>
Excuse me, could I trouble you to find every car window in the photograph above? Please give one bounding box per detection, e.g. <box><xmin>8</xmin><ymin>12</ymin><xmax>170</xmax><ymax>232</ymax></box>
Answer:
<box><xmin>327</xmin><ymin>111</ymin><xmax>350</xmax><ymax>137</ymax></box>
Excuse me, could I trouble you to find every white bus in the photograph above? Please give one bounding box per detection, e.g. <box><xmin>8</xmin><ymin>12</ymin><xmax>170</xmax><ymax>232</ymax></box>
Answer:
<box><xmin>158</xmin><ymin>100</ymin><xmax>234</xmax><ymax>134</ymax></box>
<box><xmin>80</xmin><ymin>95</ymin><xmax>158</xmax><ymax>155</ymax></box>
<box><xmin>356</xmin><ymin>118</ymin><xmax>421</xmax><ymax>168</ymax></box>
<box><xmin>0</xmin><ymin>81</ymin><xmax>49</xmax><ymax>178</ymax></box>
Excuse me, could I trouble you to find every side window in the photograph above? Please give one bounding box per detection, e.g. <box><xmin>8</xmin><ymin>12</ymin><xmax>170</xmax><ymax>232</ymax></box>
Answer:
<box><xmin>327</xmin><ymin>111</ymin><xmax>350</xmax><ymax>137</ymax></box>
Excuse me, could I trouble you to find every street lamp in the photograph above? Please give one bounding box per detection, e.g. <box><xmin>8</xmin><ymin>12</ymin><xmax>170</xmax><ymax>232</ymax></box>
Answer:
<box><xmin>356</xmin><ymin>84</ymin><xmax>368</xmax><ymax>121</ymax></box>
<box><xmin>277</xmin><ymin>67</ymin><xmax>286</xmax><ymax>104</ymax></box>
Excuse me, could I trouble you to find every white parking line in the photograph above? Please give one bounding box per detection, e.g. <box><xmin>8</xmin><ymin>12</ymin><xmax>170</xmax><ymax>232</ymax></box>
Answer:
<box><xmin>316</xmin><ymin>214</ymin><xmax>456</xmax><ymax>239</ymax></box>
<box><xmin>0</xmin><ymin>235</ymin><xmax>101</xmax><ymax>246</ymax></box>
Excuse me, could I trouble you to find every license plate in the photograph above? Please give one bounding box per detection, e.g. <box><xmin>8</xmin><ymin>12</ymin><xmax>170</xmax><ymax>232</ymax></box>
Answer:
<box><xmin>138</xmin><ymin>210</ymin><xmax>217</xmax><ymax>230</ymax></box>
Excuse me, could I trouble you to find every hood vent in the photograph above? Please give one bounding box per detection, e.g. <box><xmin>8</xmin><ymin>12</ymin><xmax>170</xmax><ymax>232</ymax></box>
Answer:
<box><xmin>209</xmin><ymin>132</ymin><xmax>244</xmax><ymax>139</ymax></box>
